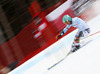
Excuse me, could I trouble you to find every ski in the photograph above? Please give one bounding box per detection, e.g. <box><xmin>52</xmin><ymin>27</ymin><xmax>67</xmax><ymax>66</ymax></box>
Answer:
<box><xmin>47</xmin><ymin>39</ymin><xmax>92</xmax><ymax>70</ymax></box>
<box><xmin>47</xmin><ymin>51</ymin><xmax>72</xmax><ymax>70</ymax></box>
<box><xmin>47</xmin><ymin>31</ymin><xmax>100</xmax><ymax>70</ymax></box>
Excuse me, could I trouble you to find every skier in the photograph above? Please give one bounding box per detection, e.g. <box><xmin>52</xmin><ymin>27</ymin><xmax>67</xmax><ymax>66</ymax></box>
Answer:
<box><xmin>56</xmin><ymin>15</ymin><xmax>90</xmax><ymax>52</ymax></box>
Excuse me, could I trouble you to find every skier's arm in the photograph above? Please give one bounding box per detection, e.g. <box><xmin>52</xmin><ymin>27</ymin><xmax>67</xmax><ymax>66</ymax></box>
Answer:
<box><xmin>56</xmin><ymin>25</ymin><xmax>71</xmax><ymax>40</ymax></box>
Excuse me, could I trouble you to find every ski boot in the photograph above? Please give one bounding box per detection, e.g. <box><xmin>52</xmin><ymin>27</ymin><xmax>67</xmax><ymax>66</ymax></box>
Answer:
<box><xmin>71</xmin><ymin>45</ymin><xmax>80</xmax><ymax>52</ymax></box>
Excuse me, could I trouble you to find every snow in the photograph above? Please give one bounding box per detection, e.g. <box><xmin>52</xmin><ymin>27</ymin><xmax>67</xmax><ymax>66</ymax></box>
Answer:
<box><xmin>8</xmin><ymin>1</ymin><xmax>100</xmax><ymax>74</ymax></box>
<box><xmin>47</xmin><ymin>32</ymin><xmax>100</xmax><ymax>74</ymax></box>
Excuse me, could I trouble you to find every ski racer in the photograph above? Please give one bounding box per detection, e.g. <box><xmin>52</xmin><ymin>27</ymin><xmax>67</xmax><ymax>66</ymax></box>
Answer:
<box><xmin>56</xmin><ymin>15</ymin><xmax>90</xmax><ymax>52</ymax></box>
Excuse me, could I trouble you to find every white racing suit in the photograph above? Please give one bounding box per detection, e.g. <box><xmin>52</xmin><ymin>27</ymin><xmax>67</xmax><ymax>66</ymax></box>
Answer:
<box><xmin>60</xmin><ymin>17</ymin><xmax>90</xmax><ymax>52</ymax></box>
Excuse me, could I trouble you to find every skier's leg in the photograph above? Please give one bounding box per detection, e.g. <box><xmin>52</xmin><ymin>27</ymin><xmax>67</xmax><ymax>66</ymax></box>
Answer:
<box><xmin>71</xmin><ymin>28</ymin><xmax>90</xmax><ymax>52</ymax></box>
<box><xmin>71</xmin><ymin>37</ymin><xmax>80</xmax><ymax>52</ymax></box>
<box><xmin>71</xmin><ymin>31</ymin><xmax>83</xmax><ymax>52</ymax></box>
<box><xmin>83</xmin><ymin>28</ymin><xmax>90</xmax><ymax>37</ymax></box>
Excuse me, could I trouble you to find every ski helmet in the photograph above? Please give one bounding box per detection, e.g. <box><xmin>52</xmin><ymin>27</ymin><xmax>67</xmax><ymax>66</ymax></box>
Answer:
<box><xmin>62</xmin><ymin>15</ymin><xmax>72</xmax><ymax>23</ymax></box>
